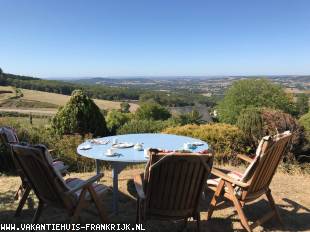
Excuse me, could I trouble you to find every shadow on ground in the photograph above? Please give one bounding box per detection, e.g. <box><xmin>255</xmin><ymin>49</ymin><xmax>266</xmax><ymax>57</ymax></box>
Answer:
<box><xmin>0</xmin><ymin>178</ymin><xmax>309</xmax><ymax>232</ymax></box>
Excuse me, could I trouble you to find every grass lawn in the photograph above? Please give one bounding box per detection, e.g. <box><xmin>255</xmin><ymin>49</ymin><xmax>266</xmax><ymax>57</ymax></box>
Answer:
<box><xmin>1</xmin><ymin>166</ymin><xmax>309</xmax><ymax>231</ymax></box>
<box><xmin>0</xmin><ymin>116</ymin><xmax>50</xmax><ymax>127</ymax></box>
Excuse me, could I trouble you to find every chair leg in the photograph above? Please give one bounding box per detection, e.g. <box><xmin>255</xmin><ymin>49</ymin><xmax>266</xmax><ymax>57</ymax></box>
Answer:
<box><xmin>136</xmin><ymin>198</ymin><xmax>140</xmax><ymax>224</ymax></box>
<box><xmin>137</xmin><ymin>199</ymin><xmax>143</xmax><ymax>224</ymax></box>
<box><xmin>87</xmin><ymin>186</ymin><xmax>110</xmax><ymax>223</ymax></box>
<box><xmin>181</xmin><ymin>218</ymin><xmax>188</xmax><ymax>231</ymax></box>
<box><xmin>15</xmin><ymin>185</ymin><xmax>31</xmax><ymax>217</ymax></box>
<box><xmin>14</xmin><ymin>185</ymin><xmax>23</xmax><ymax>200</ymax></box>
<box><xmin>32</xmin><ymin>201</ymin><xmax>44</xmax><ymax>224</ymax></box>
<box><xmin>195</xmin><ymin>212</ymin><xmax>201</xmax><ymax>232</ymax></box>
<box><xmin>206</xmin><ymin>180</ymin><xmax>224</xmax><ymax>220</ymax></box>
<box><xmin>226</xmin><ymin>183</ymin><xmax>252</xmax><ymax>232</ymax></box>
<box><xmin>71</xmin><ymin>189</ymin><xmax>86</xmax><ymax>223</ymax></box>
<box><xmin>266</xmin><ymin>189</ymin><xmax>283</xmax><ymax>226</ymax></box>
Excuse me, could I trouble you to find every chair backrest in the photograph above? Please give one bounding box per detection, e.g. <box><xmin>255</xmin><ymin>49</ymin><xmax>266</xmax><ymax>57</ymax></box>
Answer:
<box><xmin>0</xmin><ymin>127</ymin><xmax>19</xmax><ymax>144</ymax></box>
<box><xmin>246</xmin><ymin>132</ymin><xmax>292</xmax><ymax>195</ymax></box>
<box><xmin>0</xmin><ymin>127</ymin><xmax>20</xmax><ymax>174</ymax></box>
<box><xmin>11</xmin><ymin>144</ymin><xmax>73</xmax><ymax>208</ymax></box>
<box><xmin>143</xmin><ymin>151</ymin><xmax>213</xmax><ymax>219</ymax></box>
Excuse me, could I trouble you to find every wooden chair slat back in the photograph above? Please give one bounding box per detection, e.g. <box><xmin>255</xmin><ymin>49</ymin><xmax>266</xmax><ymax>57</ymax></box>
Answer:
<box><xmin>11</xmin><ymin>144</ymin><xmax>69</xmax><ymax>206</ymax></box>
<box><xmin>0</xmin><ymin>127</ymin><xmax>24</xmax><ymax>176</ymax></box>
<box><xmin>248</xmin><ymin>134</ymin><xmax>292</xmax><ymax>194</ymax></box>
<box><xmin>0</xmin><ymin>127</ymin><xmax>19</xmax><ymax>144</ymax></box>
<box><xmin>144</xmin><ymin>152</ymin><xmax>212</xmax><ymax>218</ymax></box>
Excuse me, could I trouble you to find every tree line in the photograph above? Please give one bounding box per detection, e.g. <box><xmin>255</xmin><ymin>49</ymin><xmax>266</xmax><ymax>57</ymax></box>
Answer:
<box><xmin>0</xmin><ymin>70</ymin><xmax>215</xmax><ymax>107</ymax></box>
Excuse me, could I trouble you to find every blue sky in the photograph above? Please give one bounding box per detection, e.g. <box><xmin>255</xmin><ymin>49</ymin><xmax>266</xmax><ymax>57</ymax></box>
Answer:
<box><xmin>0</xmin><ymin>0</ymin><xmax>310</xmax><ymax>78</ymax></box>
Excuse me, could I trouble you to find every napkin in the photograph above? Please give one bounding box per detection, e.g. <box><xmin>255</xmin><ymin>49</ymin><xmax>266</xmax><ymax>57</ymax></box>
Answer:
<box><xmin>90</xmin><ymin>139</ymin><xmax>109</xmax><ymax>145</ymax></box>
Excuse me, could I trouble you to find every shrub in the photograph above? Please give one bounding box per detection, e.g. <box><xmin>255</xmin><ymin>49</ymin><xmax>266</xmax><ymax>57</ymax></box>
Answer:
<box><xmin>51</xmin><ymin>90</ymin><xmax>108</xmax><ymax>136</ymax></box>
<box><xmin>0</xmin><ymin>117</ymin><xmax>97</xmax><ymax>173</ymax></box>
<box><xmin>296</xmin><ymin>93</ymin><xmax>309</xmax><ymax>117</ymax></box>
<box><xmin>236</xmin><ymin>107</ymin><xmax>263</xmax><ymax>147</ymax></box>
<box><xmin>49</xmin><ymin>134</ymin><xmax>96</xmax><ymax>172</ymax></box>
<box><xmin>217</xmin><ymin>79</ymin><xmax>296</xmax><ymax>124</ymax></box>
<box><xmin>117</xmin><ymin>119</ymin><xmax>173</xmax><ymax>135</ymax></box>
<box><xmin>120</xmin><ymin>102</ymin><xmax>130</xmax><ymax>113</ymax></box>
<box><xmin>135</xmin><ymin>103</ymin><xmax>171</xmax><ymax>121</ymax></box>
<box><xmin>237</xmin><ymin>108</ymin><xmax>308</xmax><ymax>161</ymax></box>
<box><xmin>0</xmin><ymin>118</ymin><xmax>51</xmax><ymax>174</ymax></box>
<box><xmin>176</xmin><ymin>109</ymin><xmax>205</xmax><ymax>125</ymax></box>
<box><xmin>163</xmin><ymin>123</ymin><xmax>246</xmax><ymax>162</ymax></box>
<box><xmin>106</xmin><ymin>110</ymin><xmax>131</xmax><ymax>135</ymax></box>
<box><xmin>300</xmin><ymin>111</ymin><xmax>310</xmax><ymax>139</ymax></box>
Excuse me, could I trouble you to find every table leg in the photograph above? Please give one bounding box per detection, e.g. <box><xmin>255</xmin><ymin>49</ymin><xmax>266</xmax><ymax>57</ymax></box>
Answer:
<box><xmin>95</xmin><ymin>159</ymin><xmax>100</xmax><ymax>175</ymax></box>
<box><xmin>111</xmin><ymin>162</ymin><xmax>127</xmax><ymax>215</ymax></box>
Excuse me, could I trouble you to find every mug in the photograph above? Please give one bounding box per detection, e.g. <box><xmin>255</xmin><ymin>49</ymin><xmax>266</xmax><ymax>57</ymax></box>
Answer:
<box><xmin>134</xmin><ymin>143</ymin><xmax>143</xmax><ymax>151</ymax></box>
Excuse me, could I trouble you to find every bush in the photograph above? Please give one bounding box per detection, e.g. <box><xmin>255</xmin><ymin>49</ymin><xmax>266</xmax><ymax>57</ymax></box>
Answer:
<box><xmin>237</xmin><ymin>108</ymin><xmax>308</xmax><ymax>161</ymax></box>
<box><xmin>176</xmin><ymin>109</ymin><xmax>205</xmax><ymax>125</ymax></box>
<box><xmin>236</xmin><ymin>107</ymin><xmax>264</xmax><ymax>147</ymax></box>
<box><xmin>0</xmin><ymin>117</ymin><xmax>97</xmax><ymax>173</ymax></box>
<box><xmin>48</xmin><ymin>134</ymin><xmax>96</xmax><ymax>172</ymax></box>
<box><xmin>135</xmin><ymin>103</ymin><xmax>171</xmax><ymax>121</ymax></box>
<box><xmin>120</xmin><ymin>102</ymin><xmax>130</xmax><ymax>113</ymax></box>
<box><xmin>117</xmin><ymin>119</ymin><xmax>173</xmax><ymax>135</ymax></box>
<box><xmin>0</xmin><ymin>118</ymin><xmax>51</xmax><ymax>174</ymax></box>
<box><xmin>217</xmin><ymin>79</ymin><xmax>296</xmax><ymax>124</ymax></box>
<box><xmin>300</xmin><ymin>111</ymin><xmax>310</xmax><ymax>139</ymax></box>
<box><xmin>163</xmin><ymin>123</ymin><xmax>246</xmax><ymax>162</ymax></box>
<box><xmin>106</xmin><ymin>110</ymin><xmax>131</xmax><ymax>135</ymax></box>
<box><xmin>51</xmin><ymin>90</ymin><xmax>108</xmax><ymax>136</ymax></box>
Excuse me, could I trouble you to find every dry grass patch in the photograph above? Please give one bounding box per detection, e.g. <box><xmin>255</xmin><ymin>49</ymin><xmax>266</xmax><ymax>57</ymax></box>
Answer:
<box><xmin>0</xmin><ymin>86</ymin><xmax>139</xmax><ymax>113</ymax></box>
<box><xmin>1</xmin><ymin>166</ymin><xmax>309</xmax><ymax>231</ymax></box>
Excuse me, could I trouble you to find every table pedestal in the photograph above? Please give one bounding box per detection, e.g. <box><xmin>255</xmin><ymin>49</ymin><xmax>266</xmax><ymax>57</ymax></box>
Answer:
<box><xmin>96</xmin><ymin>159</ymin><xmax>127</xmax><ymax>215</ymax></box>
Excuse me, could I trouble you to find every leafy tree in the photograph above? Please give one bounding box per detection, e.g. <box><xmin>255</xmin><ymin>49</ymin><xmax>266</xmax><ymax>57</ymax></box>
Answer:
<box><xmin>120</xmin><ymin>102</ymin><xmax>130</xmax><ymax>113</ymax></box>
<box><xmin>217</xmin><ymin>79</ymin><xmax>295</xmax><ymax>124</ymax></box>
<box><xmin>135</xmin><ymin>102</ymin><xmax>171</xmax><ymax>121</ymax></box>
<box><xmin>296</xmin><ymin>93</ymin><xmax>309</xmax><ymax>117</ymax></box>
<box><xmin>106</xmin><ymin>110</ymin><xmax>131</xmax><ymax>134</ymax></box>
<box><xmin>51</xmin><ymin>90</ymin><xmax>107</xmax><ymax>136</ymax></box>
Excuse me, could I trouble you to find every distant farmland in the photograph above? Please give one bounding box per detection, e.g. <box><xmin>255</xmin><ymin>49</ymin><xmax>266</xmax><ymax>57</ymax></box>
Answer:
<box><xmin>0</xmin><ymin>86</ymin><xmax>139</xmax><ymax>115</ymax></box>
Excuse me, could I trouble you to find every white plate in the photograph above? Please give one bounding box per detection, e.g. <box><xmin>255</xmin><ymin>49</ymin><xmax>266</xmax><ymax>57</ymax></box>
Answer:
<box><xmin>191</xmin><ymin>142</ymin><xmax>204</xmax><ymax>146</ymax></box>
<box><xmin>79</xmin><ymin>145</ymin><xmax>92</xmax><ymax>150</ymax></box>
<box><xmin>112</xmin><ymin>143</ymin><xmax>134</xmax><ymax>148</ymax></box>
<box><xmin>90</xmin><ymin>139</ymin><xmax>109</xmax><ymax>145</ymax></box>
<box><xmin>104</xmin><ymin>153</ymin><xmax>120</xmax><ymax>157</ymax></box>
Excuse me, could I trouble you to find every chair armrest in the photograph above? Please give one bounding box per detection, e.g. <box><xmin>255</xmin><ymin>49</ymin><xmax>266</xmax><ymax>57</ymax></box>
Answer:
<box><xmin>134</xmin><ymin>174</ymin><xmax>146</xmax><ymax>199</ymax></box>
<box><xmin>58</xmin><ymin>165</ymin><xmax>70</xmax><ymax>175</ymax></box>
<box><xmin>66</xmin><ymin>173</ymin><xmax>103</xmax><ymax>195</ymax></box>
<box><xmin>236</xmin><ymin>154</ymin><xmax>254</xmax><ymax>163</ymax></box>
<box><xmin>211</xmin><ymin>167</ymin><xmax>249</xmax><ymax>188</ymax></box>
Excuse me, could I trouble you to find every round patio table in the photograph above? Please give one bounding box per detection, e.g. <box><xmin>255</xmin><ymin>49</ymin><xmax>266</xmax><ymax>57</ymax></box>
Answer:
<box><xmin>77</xmin><ymin>133</ymin><xmax>208</xmax><ymax>214</ymax></box>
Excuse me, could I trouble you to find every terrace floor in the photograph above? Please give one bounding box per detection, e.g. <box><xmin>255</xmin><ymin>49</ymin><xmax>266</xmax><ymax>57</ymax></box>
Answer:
<box><xmin>1</xmin><ymin>166</ymin><xmax>310</xmax><ymax>232</ymax></box>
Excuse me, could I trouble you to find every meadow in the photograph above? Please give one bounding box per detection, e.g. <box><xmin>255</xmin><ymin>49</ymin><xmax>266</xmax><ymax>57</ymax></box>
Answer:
<box><xmin>0</xmin><ymin>86</ymin><xmax>139</xmax><ymax>115</ymax></box>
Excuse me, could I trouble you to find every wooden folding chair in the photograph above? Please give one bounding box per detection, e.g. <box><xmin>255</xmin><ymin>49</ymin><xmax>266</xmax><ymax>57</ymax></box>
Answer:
<box><xmin>0</xmin><ymin>126</ymin><xmax>68</xmax><ymax>217</ymax></box>
<box><xmin>207</xmin><ymin>132</ymin><xmax>292</xmax><ymax>232</ymax></box>
<box><xmin>11</xmin><ymin>144</ymin><xmax>109</xmax><ymax>223</ymax></box>
<box><xmin>134</xmin><ymin>149</ymin><xmax>213</xmax><ymax>231</ymax></box>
